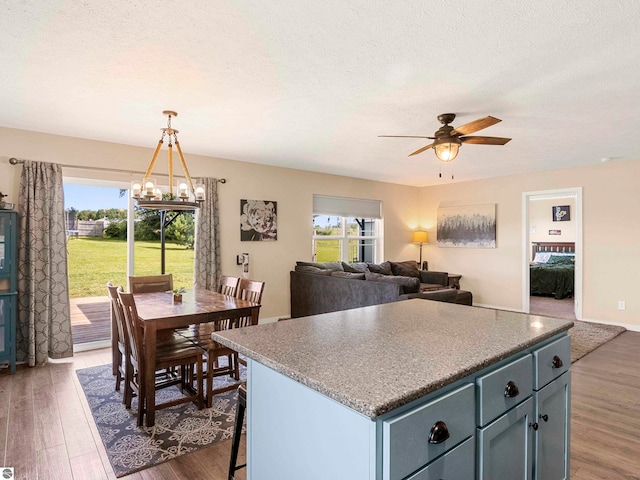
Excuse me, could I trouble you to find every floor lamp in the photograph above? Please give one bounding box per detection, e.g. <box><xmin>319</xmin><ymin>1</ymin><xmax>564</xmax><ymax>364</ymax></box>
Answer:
<box><xmin>412</xmin><ymin>231</ymin><xmax>429</xmax><ymax>270</ymax></box>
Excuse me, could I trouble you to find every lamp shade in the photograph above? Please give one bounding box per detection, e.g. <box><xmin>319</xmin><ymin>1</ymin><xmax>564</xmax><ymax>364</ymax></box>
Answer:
<box><xmin>412</xmin><ymin>231</ymin><xmax>428</xmax><ymax>244</ymax></box>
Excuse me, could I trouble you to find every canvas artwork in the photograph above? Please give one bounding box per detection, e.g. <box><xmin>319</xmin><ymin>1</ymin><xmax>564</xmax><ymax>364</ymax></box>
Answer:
<box><xmin>240</xmin><ymin>199</ymin><xmax>277</xmax><ymax>241</ymax></box>
<box><xmin>553</xmin><ymin>205</ymin><xmax>570</xmax><ymax>222</ymax></box>
<box><xmin>437</xmin><ymin>204</ymin><xmax>496</xmax><ymax>248</ymax></box>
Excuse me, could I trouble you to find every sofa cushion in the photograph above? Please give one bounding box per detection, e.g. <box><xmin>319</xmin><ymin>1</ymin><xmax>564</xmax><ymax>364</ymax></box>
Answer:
<box><xmin>296</xmin><ymin>261</ymin><xmax>344</xmax><ymax>271</ymax></box>
<box><xmin>390</xmin><ymin>260</ymin><xmax>420</xmax><ymax>278</ymax></box>
<box><xmin>294</xmin><ymin>265</ymin><xmax>334</xmax><ymax>275</ymax></box>
<box><xmin>365</xmin><ymin>271</ymin><xmax>420</xmax><ymax>294</ymax></box>
<box><xmin>342</xmin><ymin>262</ymin><xmax>369</xmax><ymax>273</ymax></box>
<box><xmin>331</xmin><ymin>271</ymin><xmax>366</xmax><ymax>280</ymax></box>
<box><xmin>367</xmin><ymin>261</ymin><xmax>392</xmax><ymax>275</ymax></box>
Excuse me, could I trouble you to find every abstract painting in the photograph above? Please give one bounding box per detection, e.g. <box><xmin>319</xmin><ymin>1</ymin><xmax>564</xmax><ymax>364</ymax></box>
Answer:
<box><xmin>437</xmin><ymin>204</ymin><xmax>496</xmax><ymax>248</ymax></box>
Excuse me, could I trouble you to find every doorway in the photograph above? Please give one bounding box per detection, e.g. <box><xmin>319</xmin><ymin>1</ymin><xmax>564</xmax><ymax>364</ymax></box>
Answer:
<box><xmin>522</xmin><ymin>188</ymin><xmax>583</xmax><ymax>320</ymax></box>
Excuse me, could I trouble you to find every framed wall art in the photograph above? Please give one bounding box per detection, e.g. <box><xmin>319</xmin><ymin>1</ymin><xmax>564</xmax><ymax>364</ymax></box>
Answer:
<box><xmin>240</xmin><ymin>199</ymin><xmax>277</xmax><ymax>241</ymax></box>
<box><xmin>552</xmin><ymin>205</ymin><xmax>570</xmax><ymax>222</ymax></box>
<box><xmin>437</xmin><ymin>204</ymin><xmax>496</xmax><ymax>248</ymax></box>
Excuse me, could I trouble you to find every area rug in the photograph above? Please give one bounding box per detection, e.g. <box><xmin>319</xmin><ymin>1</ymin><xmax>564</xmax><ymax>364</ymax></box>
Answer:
<box><xmin>76</xmin><ymin>364</ymin><xmax>245</xmax><ymax>477</ymax></box>
<box><xmin>570</xmin><ymin>320</ymin><xmax>626</xmax><ymax>363</ymax></box>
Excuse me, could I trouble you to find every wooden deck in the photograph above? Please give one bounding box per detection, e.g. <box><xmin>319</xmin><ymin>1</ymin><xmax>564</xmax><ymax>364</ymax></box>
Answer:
<box><xmin>70</xmin><ymin>296</ymin><xmax>111</xmax><ymax>345</ymax></box>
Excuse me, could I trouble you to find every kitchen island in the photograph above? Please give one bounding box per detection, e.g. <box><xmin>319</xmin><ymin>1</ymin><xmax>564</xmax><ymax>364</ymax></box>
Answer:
<box><xmin>214</xmin><ymin>298</ymin><xmax>573</xmax><ymax>480</ymax></box>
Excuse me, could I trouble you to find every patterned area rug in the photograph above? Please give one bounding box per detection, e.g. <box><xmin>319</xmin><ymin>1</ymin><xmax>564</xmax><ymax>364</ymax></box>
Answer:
<box><xmin>76</xmin><ymin>364</ymin><xmax>245</xmax><ymax>477</ymax></box>
<box><xmin>570</xmin><ymin>320</ymin><xmax>626</xmax><ymax>363</ymax></box>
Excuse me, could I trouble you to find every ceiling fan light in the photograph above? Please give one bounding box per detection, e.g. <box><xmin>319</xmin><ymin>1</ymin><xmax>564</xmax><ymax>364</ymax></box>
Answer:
<box><xmin>433</xmin><ymin>137</ymin><xmax>461</xmax><ymax>162</ymax></box>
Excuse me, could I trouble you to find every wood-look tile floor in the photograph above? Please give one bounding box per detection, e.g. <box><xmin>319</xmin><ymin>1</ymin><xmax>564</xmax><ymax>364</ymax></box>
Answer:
<box><xmin>1</xmin><ymin>332</ymin><xmax>638</xmax><ymax>479</ymax></box>
<box><xmin>0</xmin><ymin>348</ymin><xmax>245</xmax><ymax>480</ymax></box>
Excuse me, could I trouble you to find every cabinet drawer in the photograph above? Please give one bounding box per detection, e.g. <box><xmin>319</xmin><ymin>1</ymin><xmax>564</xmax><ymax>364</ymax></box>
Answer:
<box><xmin>477</xmin><ymin>354</ymin><xmax>532</xmax><ymax>427</ymax></box>
<box><xmin>383</xmin><ymin>383</ymin><xmax>475</xmax><ymax>480</ymax></box>
<box><xmin>533</xmin><ymin>335</ymin><xmax>570</xmax><ymax>390</ymax></box>
<box><xmin>406</xmin><ymin>436</ymin><xmax>475</xmax><ymax>480</ymax></box>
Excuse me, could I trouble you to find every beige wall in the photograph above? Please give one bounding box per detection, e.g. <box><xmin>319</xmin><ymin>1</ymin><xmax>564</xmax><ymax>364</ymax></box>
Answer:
<box><xmin>3</xmin><ymin>126</ymin><xmax>638</xmax><ymax>330</ymax></box>
<box><xmin>418</xmin><ymin>159</ymin><xmax>640</xmax><ymax>330</ymax></box>
<box><xmin>0</xmin><ymin>127</ymin><xmax>420</xmax><ymax>320</ymax></box>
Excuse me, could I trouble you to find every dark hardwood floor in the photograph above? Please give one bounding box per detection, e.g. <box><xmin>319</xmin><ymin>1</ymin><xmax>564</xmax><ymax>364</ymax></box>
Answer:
<box><xmin>1</xmin><ymin>332</ymin><xmax>638</xmax><ymax>479</ymax></box>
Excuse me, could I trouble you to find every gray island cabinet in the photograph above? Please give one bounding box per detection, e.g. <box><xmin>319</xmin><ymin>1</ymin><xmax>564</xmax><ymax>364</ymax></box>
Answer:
<box><xmin>214</xmin><ymin>299</ymin><xmax>572</xmax><ymax>480</ymax></box>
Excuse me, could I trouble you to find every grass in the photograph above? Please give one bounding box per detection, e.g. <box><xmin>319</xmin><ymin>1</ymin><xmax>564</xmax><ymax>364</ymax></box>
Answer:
<box><xmin>67</xmin><ymin>238</ymin><xmax>194</xmax><ymax>298</ymax></box>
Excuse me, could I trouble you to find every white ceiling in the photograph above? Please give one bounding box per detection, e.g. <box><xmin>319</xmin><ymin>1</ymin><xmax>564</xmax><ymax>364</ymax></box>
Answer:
<box><xmin>2</xmin><ymin>1</ymin><xmax>640</xmax><ymax>187</ymax></box>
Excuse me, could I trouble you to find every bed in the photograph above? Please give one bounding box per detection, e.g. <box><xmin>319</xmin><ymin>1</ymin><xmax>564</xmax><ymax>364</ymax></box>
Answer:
<box><xmin>530</xmin><ymin>242</ymin><xmax>575</xmax><ymax>299</ymax></box>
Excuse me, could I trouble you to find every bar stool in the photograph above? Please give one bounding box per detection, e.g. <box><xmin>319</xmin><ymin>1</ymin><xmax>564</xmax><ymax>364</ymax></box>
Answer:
<box><xmin>228</xmin><ymin>383</ymin><xmax>247</xmax><ymax>480</ymax></box>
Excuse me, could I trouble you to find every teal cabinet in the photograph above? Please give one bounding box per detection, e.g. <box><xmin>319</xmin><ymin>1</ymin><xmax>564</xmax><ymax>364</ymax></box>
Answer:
<box><xmin>246</xmin><ymin>334</ymin><xmax>571</xmax><ymax>480</ymax></box>
<box><xmin>534</xmin><ymin>372</ymin><xmax>570</xmax><ymax>479</ymax></box>
<box><xmin>478</xmin><ymin>337</ymin><xmax>571</xmax><ymax>480</ymax></box>
<box><xmin>478</xmin><ymin>397</ymin><xmax>534</xmax><ymax>480</ymax></box>
<box><xmin>0</xmin><ymin>211</ymin><xmax>17</xmax><ymax>374</ymax></box>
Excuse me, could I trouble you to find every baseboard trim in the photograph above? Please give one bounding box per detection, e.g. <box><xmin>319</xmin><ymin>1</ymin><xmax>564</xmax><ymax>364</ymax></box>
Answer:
<box><xmin>74</xmin><ymin>339</ymin><xmax>111</xmax><ymax>352</ymax></box>
<box><xmin>259</xmin><ymin>315</ymin><xmax>287</xmax><ymax>324</ymax></box>
<box><xmin>578</xmin><ymin>317</ymin><xmax>640</xmax><ymax>332</ymax></box>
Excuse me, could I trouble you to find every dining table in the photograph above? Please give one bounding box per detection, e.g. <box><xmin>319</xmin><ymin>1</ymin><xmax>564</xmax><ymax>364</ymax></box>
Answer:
<box><xmin>133</xmin><ymin>288</ymin><xmax>261</xmax><ymax>427</ymax></box>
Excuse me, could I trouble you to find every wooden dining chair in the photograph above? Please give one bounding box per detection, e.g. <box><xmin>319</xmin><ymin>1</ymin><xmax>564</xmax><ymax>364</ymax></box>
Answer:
<box><xmin>117</xmin><ymin>290</ymin><xmax>204</xmax><ymax>425</ymax></box>
<box><xmin>231</xmin><ymin>278</ymin><xmax>265</xmax><ymax>370</ymax></box>
<box><xmin>206</xmin><ymin>277</ymin><xmax>265</xmax><ymax>374</ymax></box>
<box><xmin>128</xmin><ymin>274</ymin><xmax>174</xmax><ymax>293</ymax></box>
<box><xmin>219</xmin><ymin>275</ymin><xmax>240</xmax><ymax>297</ymax></box>
<box><xmin>176</xmin><ymin>321</ymin><xmax>241</xmax><ymax>408</ymax></box>
<box><xmin>106</xmin><ymin>282</ymin><xmax>127</xmax><ymax>394</ymax></box>
<box><xmin>174</xmin><ymin>275</ymin><xmax>244</xmax><ymax>407</ymax></box>
<box><xmin>235</xmin><ymin>279</ymin><xmax>265</xmax><ymax>328</ymax></box>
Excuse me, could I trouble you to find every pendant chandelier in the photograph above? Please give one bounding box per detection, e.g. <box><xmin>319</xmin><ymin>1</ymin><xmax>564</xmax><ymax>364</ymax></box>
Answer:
<box><xmin>131</xmin><ymin>110</ymin><xmax>205</xmax><ymax>210</ymax></box>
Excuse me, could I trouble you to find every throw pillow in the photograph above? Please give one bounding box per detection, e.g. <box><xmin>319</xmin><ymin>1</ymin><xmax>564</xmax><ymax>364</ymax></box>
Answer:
<box><xmin>294</xmin><ymin>265</ymin><xmax>333</xmax><ymax>275</ymax></box>
<box><xmin>365</xmin><ymin>271</ymin><xmax>420</xmax><ymax>294</ymax></box>
<box><xmin>366</xmin><ymin>261</ymin><xmax>392</xmax><ymax>276</ymax></box>
<box><xmin>390</xmin><ymin>260</ymin><xmax>420</xmax><ymax>278</ymax></box>
<box><xmin>296</xmin><ymin>261</ymin><xmax>344</xmax><ymax>271</ymax></box>
<box><xmin>342</xmin><ymin>262</ymin><xmax>369</xmax><ymax>273</ymax></box>
<box><xmin>331</xmin><ymin>271</ymin><xmax>366</xmax><ymax>280</ymax></box>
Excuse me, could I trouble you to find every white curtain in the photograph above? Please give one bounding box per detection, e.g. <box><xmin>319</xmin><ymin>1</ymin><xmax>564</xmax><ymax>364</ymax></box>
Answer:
<box><xmin>193</xmin><ymin>178</ymin><xmax>221</xmax><ymax>291</ymax></box>
<box><xmin>16</xmin><ymin>160</ymin><xmax>73</xmax><ymax>365</ymax></box>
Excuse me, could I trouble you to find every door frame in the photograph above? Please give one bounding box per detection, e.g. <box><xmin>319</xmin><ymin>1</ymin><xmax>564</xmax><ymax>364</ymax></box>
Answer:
<box><xmin>522</xmin><ymin>187</ymin><xmax>583</xmax><ymax>320</ymax></box>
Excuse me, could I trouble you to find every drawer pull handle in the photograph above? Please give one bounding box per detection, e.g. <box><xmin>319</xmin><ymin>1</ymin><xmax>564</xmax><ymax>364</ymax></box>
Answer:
<box><xmin>529</xmin><ymin>422</ymin><xmax>539</xmax><ymax>431</ymax></box>
<box><xmin>428</xmin><ymin>421</ymin><xmax>450</xmax><ymax>444</ymax></box>
<box><xmin>552</xmin><ymin>355</ymin><xmax>564</xmax><ymax>369</ymax></box>
<box><xmin>504</xmin><ymin>380</ymin><xmax>520</xmax><ymax>398</ymax></box>
<box><xmin>539</xmin><ymin>414</ymin><xmax>549</xmax><ymax>422</ymax></box>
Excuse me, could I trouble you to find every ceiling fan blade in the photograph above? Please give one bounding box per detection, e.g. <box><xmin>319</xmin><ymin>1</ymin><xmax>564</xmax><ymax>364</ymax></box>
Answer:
<box><xmin>408</xmin><ymin>143</ymin><xmax>434</xmax><ymax>156</ymax></box>
<box><xmin>378</xmin><ymin>135</ymin><xmax>435</xmax><ymax>139</ymax></box>
<box><xmin>451</xmin><ymin>116</ymin><xmax>501</xmax><ymax>136</ymax></box>
<box><xmin>460</xmin><ymin>136</ymin><xmax>511</xmax><ymax>145</ymax></box>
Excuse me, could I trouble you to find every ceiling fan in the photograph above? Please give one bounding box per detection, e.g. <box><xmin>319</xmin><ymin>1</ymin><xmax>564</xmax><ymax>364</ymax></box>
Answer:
<box><xmin>379</xmin><ymin>113</ymin><xmax>511</xmax><ymax>162</ymax></box>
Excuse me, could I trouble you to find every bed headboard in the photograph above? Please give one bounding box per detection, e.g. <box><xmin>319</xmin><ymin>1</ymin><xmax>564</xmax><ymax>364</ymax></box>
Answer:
<box><xmin>532</xmin><ymin>242</ymin><xmax>575</xmax><ymax>261</ymax></box>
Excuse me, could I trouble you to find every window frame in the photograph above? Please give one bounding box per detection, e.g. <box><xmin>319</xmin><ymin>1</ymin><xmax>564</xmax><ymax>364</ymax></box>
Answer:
<box><xmin>312</xmin><ymin>215</ymin><xmax>382</xmax><ymax>263</ymax></box>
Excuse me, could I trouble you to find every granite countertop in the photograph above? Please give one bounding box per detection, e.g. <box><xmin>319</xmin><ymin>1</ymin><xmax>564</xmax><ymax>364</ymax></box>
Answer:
<box><xmin>213</xmin><ymin>299</ymin><xmax>573</xmax><ymax>419</ymax></box>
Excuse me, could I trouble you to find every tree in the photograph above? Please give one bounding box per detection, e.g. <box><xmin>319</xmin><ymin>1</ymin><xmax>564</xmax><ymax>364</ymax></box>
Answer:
<box><xmin>166</xmin><ymin>213</ymin><xmax>195</xmax><ymax>248</ymax></box>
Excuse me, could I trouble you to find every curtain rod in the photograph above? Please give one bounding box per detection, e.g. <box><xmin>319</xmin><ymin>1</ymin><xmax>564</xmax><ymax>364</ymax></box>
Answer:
<box><xmin>8</xmin><ymin>157</ymin><xmax>227</xmax><ymax>183</ymax></box>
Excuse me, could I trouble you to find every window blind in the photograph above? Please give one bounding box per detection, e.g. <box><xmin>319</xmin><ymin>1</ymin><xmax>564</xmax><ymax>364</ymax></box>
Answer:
<box><xmin>313</xmin><ymin>194</ymin><xmax>382</xmax><ymax>219</ymax></box>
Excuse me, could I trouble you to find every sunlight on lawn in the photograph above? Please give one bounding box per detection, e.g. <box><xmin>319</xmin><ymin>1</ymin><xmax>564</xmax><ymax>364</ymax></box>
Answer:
<box><xmin>67</xmin><ymin>238</ymin><xmax>194</xmax><ymax>298</ymax></box>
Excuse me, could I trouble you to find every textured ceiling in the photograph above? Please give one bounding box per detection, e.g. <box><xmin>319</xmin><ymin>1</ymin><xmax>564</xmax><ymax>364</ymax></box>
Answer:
<box><xmin>1</xmin><ymin>1</ymin><xmax>640</xmax><ymax>186</ymax></box>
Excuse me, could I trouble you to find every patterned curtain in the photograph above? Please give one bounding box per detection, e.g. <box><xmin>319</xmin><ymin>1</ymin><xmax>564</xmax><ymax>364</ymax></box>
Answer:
<box><xmin>193</xmin><ymin>178</ymin><xmax>221</xmax><ymax>291</ymax></box>
<box><xmin>16</xmin><ymin>161</ymin><xmax>73</xmax><ymax>365</ymax></box>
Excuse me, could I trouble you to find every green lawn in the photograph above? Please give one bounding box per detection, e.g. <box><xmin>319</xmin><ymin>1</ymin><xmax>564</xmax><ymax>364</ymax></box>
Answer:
<box><xmin>67</xmin><ymin>238</ymin><xmax>194</xmax><ymax>298</ymax></box>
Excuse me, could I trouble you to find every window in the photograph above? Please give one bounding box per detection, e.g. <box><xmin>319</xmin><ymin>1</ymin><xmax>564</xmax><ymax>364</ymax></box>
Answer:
<box><xmin>312</xmin><ymin>195</ymin><xmax>382</xmax><ymax>263</ymax></box>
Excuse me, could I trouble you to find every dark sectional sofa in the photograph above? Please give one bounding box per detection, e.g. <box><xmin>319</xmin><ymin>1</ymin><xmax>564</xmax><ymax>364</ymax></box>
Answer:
<box><xmin>290</xmin><ymin>260</ymin><xmax>473</xmax><ymax>318</ymax></box>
